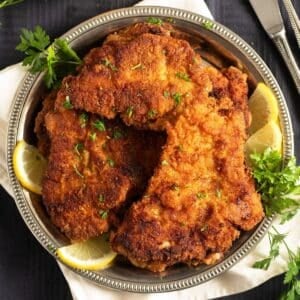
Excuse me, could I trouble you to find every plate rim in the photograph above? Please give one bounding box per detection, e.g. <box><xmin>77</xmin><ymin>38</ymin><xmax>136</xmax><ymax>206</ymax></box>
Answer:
<box><xmin>6</xmin><ymin>6</ymin><xmax>294</xmax><ymax>293</ymax></box>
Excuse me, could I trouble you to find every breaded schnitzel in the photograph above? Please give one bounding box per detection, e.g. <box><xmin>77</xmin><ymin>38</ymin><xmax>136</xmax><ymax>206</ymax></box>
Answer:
<box><xmin>35</xmin><ymin>21</ymin><xmax>264</xmax><ymax>270</ymax></box>
<box><xmin>37</xmin><ymin>106</ymin><xmax>165</xmax><ymax>241</ymax></box>
<box><xmin>110</xmin><ymin>67</ymin><xmax>264</xmax><ymax>272</ymax></box>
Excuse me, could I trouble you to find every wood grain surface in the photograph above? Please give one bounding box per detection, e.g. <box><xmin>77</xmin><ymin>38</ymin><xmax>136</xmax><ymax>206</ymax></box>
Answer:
<box><xmin>0</xmin><ymin>0</ymin><xmax>299</xmax><ymax>299</ymax></box>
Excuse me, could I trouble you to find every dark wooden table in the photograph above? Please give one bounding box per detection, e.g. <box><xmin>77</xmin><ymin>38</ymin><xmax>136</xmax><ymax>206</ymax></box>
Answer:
<box><xmin>0</xmin><ymin>0</ymin><xmax>299</xmax><ymax>299</ymax></box>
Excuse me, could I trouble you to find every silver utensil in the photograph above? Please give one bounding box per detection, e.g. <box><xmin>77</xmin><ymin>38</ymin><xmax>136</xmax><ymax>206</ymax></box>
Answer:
<box><xmin>250</xmin><ymin>0</ymin><xmax>300</xmax><ymax>93</ymax></box>
<box><xmin>283</xmin><ymin>0</ymin><xmax>300</xmax><ymax>48</ymax></box>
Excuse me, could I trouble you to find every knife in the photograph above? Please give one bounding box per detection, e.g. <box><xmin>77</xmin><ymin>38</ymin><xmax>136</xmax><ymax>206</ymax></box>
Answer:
<box><xmin>249</xmin><ymin>0</ymin><xmax>300</xmax><ymax>93</ymax></box>
<box><xmin>283</xmin><ymin>0</ymin><xmax>300</xmax><ymax>48</ymax></box>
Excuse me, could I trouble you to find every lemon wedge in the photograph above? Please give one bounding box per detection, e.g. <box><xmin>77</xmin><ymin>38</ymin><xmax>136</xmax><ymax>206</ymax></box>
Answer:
<box><xmin>245</xmin><ymin>121</ymin><xmax>282</xmax><ymax>156</ymax></box>
<box><xmin>13</xmin><ymin>140</ymin><xmax>47</xmax><ymax>194</ymax></box>
<box><xmin>248</xmin><ymin>83</ymin><xmax>279</xmax><ymax>134</ymax></box>
<box><xmin>56</xmin><ymin>234</ymin><xmax>117</xmax><ymax>271</ymax></box>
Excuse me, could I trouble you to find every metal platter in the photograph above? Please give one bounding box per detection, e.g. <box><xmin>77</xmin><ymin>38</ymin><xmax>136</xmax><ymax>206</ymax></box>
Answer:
<box><xmin>6</xmin><ymin>6</ymin><xmax>294</xmax><ymax>293</ymax></box>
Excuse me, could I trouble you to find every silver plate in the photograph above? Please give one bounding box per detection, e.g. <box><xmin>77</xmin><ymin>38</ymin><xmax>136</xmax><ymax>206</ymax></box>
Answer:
<box><xmin>6</xmin><ymin>6</ymin><xmax>294</xmax><ymax>293</ymax></box>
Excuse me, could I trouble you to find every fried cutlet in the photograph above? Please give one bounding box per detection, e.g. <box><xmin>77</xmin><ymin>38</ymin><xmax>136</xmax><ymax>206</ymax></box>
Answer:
<box><xmin>52</xmin><ymin>22</ymin><xmax>205</xmax><ymax>130</ymax></box>
<box><xmin>39</xmin><ymin>108</ymin><xmax>165</xmax><ymax>241</ymax></box>
<box><xmin>110</xmin><ymin>67</ymin><xmax>264</xmax><ymax>272</ymax></box>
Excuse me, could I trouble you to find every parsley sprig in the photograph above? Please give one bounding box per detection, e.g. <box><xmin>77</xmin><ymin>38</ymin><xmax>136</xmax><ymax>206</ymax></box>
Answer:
<box><xmin>0</xmin><ymin>0</ymin><xmax>23</xmax><ymax>8</ymax></box>
<box><xmin>16</xmin><ymin>25</ymin><xmax>82</xmax><ymax>88</ymax></box>
<box><xmin>250</xmin><ymin>149</ymin><xmax>300</xmax><ymax>299</ymax></box>
<box><xmin>251</xmin><ymin>149</ymin><xmax>300</xmax><ymax>223</ymax></box>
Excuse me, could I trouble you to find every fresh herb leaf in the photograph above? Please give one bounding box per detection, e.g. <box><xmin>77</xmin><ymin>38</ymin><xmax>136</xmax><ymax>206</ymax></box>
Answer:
<box><xmin>250</xmin><ymin>149</ymin><xmax>300</xmax><ymax>222</ymax></box>
<box><xmin>202</xmin><ymin>20</ymin><xmax>214</xmax><ymax>30</ymax></box>
<box><xmin>98</xmin><ymin>194</ymin><xmax>105</xmax><ymax>202</ymax></box>
<box><xmin>16</xmin><ymin>26</ymin><xmax>82</xmax><ymax>88</ymax></box>
<box><xmin>112</xmin><ymin>128</ymin><xmax>123</xmax><ymax>139</ymax></box>
<box><xmin>102</xmin><ymin>58</ymin><xmax>118</xmax><ymax>71</ymax></box>
<box><xmin>99</xmin><ymin>210</ymin><xmax>108</xmax><ymax>219</ymax></box>
<box><xmin>196</xmin><ymin>192</ymin><xmax>207</xmax><ymax>199</ymax></box>
<box><xmin>175</xmin><ymin>72</ymin><xmax>191</xmax><ymax>82</ymax></box>
<box><xmin>126</xmin><ymin>106</ymin><xmax>134</xmax><ymax>118</ymax></box>
<box><xmin>147</xmin><ymin>109</ymin><xmax>157</xmax><ymax>119</ymax></box>
<box><xmin>63</xmin><ymin>95</ymin><xmax>73</xmax><ymax>109</ymax></box>
<box><xmin>0</xmin><ymin>0</ymin><xmax>23</xmax><ymax>8</ymax></box>
<box><xmin>216</xmin><ymin>189</ymin><xmax>222</xmax><ymax>198</ymax></box>
<box><xmin>79</xmin><ymin>113</ymin><xmax>88</xmax><ymax>128</ymax></box>
<box><xmin>163</xmin><ymin>91</ymin><xmax>170</xmax><ymax>98</ymax></box>
<box><xmin>253</xmin><ymin>229</ymin><xmax>287</xmax><ymax>270</ymax></box>
<box><xmin>89</xmin><ymin>132</ymin><xmax>96</xmax><ymax>141</ymax></box>
<box><xmin>107</xmin><ymin>158</ymin><xmax>115</xmax><ymax>167</ymax></box>
<box><xmin>172</xmin><ymin>92</ymin><xmax>182</xmax><ymax>106</ymax></box>
<box><xmin>147</xmin><ymin>17</ymin><xmax>163</xmax><ymax>25</ymax></box>
<box><xmin>93</xmin><ymin>119</ymin><xmax>106</xmax><ymax>131</ymax></box>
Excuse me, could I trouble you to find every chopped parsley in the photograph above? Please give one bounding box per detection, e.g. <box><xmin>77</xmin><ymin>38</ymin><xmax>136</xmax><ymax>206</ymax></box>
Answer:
<box><xmin>126</xmin><ymin>106</ymin><xmax>134</xmax><ymax>118</ymax></box>
<box><xmin>172</xmin><ymin>93</ymin><xmax>182</xmax><ymax>106</ymax></box>
<box><xmin>63</xmin><ymin>95</ymin><xmax>73</xmax><ymax>109</ymax></box>
<box><xmin>196</xmin><ymin>192</ymin><xmax>207</xmax><ymax>199</ymax></box>
<box><xmin>163</xmin><ymin>91</ymin><xmax>170</xmax><ymax>98</ymax></box>
<box><xmin>79</xmin><ymin>113</ymin><xmax>88</xmax><ymax>128</ymax></box>
<box><xmin>131</xmin><ymin>63</ymin><xmax>144</xmax><ymax>70</ymax></box>
<box><xmin>202</xmin><ymin>20</ymin><xmax>214</xmax><ymax>30</ymax></box>
<box><xmin>74</xmin><ymin>143</ymin><xmax>84</xmax><ymax>156</ymax></box>
<box><xmin>147</xmin><ymin>17</ymin><xmax>163</xmax><ymax>25</ymax></box>
<box><xmin>147</xmin><ymin>109</ymin><xmax>157</xmax><ymax>119</ymax></box>
<box><xmin>93</xmin><ymin>119</ymin><xmax>106</xmax><ymax>131</ymax></box>
<box><xmin>112</xmin><ymin>128</ymin><xmax>123</xmax><ymax>139</ymax></box>
<box><xmin>175</xmin><ymin>72</ymin><xmax>191</xmax><ymax>82</ymax></box>
<box><xmin>98</xmin><ymin>194</ymin><xmax>105</xmax><ymax>202</ymax></box>
<box><xmin>89</xmin><ymin>132</ymin><xmax>96</xmax><ymax>141</ymax></box>
<box><xmin>107</xmin><ymin>158</ymin><xmax>115</xmax><ymax>167</ymax></box>
<box><xmin>102</xmin><ymin>58</ymin><xmax>118</xmax><ymax>71</ymax></box>
<box><xmin>99</xmin><ymin>210</ymin><xmax>108</xmax><ymax>219</ymax></box>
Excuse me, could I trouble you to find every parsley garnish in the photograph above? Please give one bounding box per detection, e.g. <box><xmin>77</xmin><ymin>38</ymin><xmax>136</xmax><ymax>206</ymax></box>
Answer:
<box><xmin>16</xmin><ymin>26</ymin><xmax>82</xmax><ymax>88</ymax></box>
<box><xmin>202</xmin><ymin>20</ymin><xmax>214</xmax><ymax>30</ymax></box>
<box><xmin>112</xmin><ymin>128</ymin><xmax>123</xmax><ymax>139</ymax></box>
<box><xmin>163</xmin><ymin>91</ymin><xmax>170</xmax><ymax>98</ymax></box>
<box><xmin>215</xmin><ymin>189</ymin><xmax>222</xmax><ymax>198</ymax></box>
<box><xmin>0</xmin><ymin>0</ymin><xmax>23</xmax><ymax>8</ymax></box>
<box><xmin>126</xmin><ymin>106</ymin><xmax>134</xmax><ymax>118</ymax></box>
<box><xmin>79</xmin><ymin>113</ymin><xmax>88</xmax><ymax>128</ymax></box>
<box><xmin>175</xmin><ymin>72</ymin><xmax>191</xmax><ymax>82</ymax></box>
<box><xmin>196</xmin><ymin>192</ymin><xmax>207</xmax><ymax>199</ymax></box>
<box><xmin>107</xmin><ymin>158</ymin><xmax>115</xmax><ymax>167</ymax></box>
<box><xmin>93</xmin><ymin>119</ymin><xmax>106</xmax><ymax>131</ymax></box>
<box><xmin>102</xmin><ymin>58</ymin><xmax>118</xmax><ymax>71</ymax></box>
<box><xmin>99</xmin><ymin>210</ymin><xmax>108</xmax><ymax>219</ymax></box>
<box><xmin>131</xmin><ymin>63</ymin><xmax>144</xmax><ymax>70</ymax></box>
<box><xmin>147</xmin><ymin>109</ymin><xmax>157</xmax><ymax>119</ymax></box>
<box><xmin>63</xmin><ymin>95</ymin><xmax>73</xmax><ymax>109</ymax></box>
<box><xmin>250</xmin><ymin>149</ymin><xmax>300</xmax><ymax>222</ymax></box>
<box><xmin>147</xmin><ymin>17</ymin><xmax>163</xmax><ymax>25</ymax></box>
<box><xmin>89</xmin><ymin>132</ymin><xmax>96</xmax><ymax>141</ymax></box>
<box><xmin>172</xmin><ymin>93</ymin><xmax>182</xmax><ymax>106</ymax></box>
<box><xmin>74</xmin><ymin>143</ymin><xmax>84</xmax><ymax>156</ymax></box>
<box><xmin>98</xmin><ymin>194</ymin><xmax>105</xmax><ymax>202</ymax></box>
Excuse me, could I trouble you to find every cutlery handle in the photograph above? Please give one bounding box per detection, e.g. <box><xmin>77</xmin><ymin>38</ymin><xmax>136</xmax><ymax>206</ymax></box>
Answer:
<box><xmin>272</xmin><ymin>30</ymin><xmax>300</xmax><ymax>93</ymax></box>
<box><xmin>282</xmin><ymin>0</ymin><xmax>300</xmax><ymax>48</ymax></box>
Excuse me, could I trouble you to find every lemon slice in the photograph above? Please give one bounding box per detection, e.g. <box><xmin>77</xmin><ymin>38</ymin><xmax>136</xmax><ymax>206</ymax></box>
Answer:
<box><xmin>245</xmin><ymin>121</ymin><xmax>282</xmax><ymax>156</ymax></box>
<box><xmin>56</xmin><ymin>234</ymin><xmax>117</xmax><ymax>271</ymax></box>
<box><xmin>13</xmin><ymin>140</ymin><xmax>47</xmax><ymax>194</ymax></box>
<box><xmin>248</xmin><ymin>83</ymin><xmax>279</xmax><ymax>134</ymax></box>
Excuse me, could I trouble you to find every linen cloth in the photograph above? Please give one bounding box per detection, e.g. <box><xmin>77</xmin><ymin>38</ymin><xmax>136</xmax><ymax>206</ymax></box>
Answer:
<box><xmin>0</xmin><ymin>0</ymin><xmax>299</xmax><ymax>299</ymax></box>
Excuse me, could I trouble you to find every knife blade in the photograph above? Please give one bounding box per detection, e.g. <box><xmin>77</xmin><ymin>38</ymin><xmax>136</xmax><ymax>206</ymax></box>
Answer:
<box><xmin>250</xmin><ymin>0</ymin><xmax>300</xmax><ymax>93</ymax></box>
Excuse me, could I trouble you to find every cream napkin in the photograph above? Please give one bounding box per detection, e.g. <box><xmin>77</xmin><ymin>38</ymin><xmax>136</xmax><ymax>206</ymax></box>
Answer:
<box><xmin>1</xmin><ymin>0</ymin><xmax>299</xmax><ymax>299</ymax></box>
